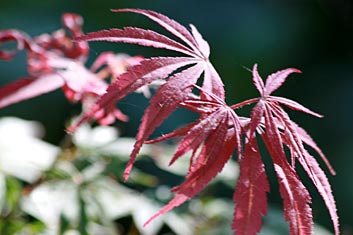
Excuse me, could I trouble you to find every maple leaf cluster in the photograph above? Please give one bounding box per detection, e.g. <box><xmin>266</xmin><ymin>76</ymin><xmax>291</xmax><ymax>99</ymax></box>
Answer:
<box><xmin>0</xmin><ymin>13</ymin><xmax>143</xmax><ymax>125</ymax></box>
<box><xmin>0</xmin><ymin>9</ymin><xmax>339</xmax><ymax>235</ymax></box>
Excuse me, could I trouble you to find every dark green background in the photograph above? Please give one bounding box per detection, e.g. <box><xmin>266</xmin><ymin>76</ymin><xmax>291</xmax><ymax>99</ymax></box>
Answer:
<box><xmin>1</xmin><ymin>0</ymin><xmax>352</xmax><ymax>234</ymax></box>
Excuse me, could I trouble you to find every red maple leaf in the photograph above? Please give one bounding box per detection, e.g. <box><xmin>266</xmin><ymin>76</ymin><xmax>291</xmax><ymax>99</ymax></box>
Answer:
<box><xmin>67</xmin><ymin>9</ymin><xmax>227</xmax><ymax>182</ymax></box>
<box><xmin>232</xmin><ymin>64</ymin><xmax>339</xmax><ymax>235</ymax></box>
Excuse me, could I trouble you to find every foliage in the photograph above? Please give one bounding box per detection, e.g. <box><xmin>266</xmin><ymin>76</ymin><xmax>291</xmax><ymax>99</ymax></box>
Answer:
<box><xmin>0</xmin><ymin>117</ymin><xmax>198</xmax><ymax>235</ymax></box>
<box><xmin>0</xmin><ymin>9</ymin><xmax>339</xmax><ymax>235</ymax></box>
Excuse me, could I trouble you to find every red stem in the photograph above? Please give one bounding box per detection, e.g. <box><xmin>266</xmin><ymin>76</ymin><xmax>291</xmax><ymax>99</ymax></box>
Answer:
<box><xmin>230</xmin><ymin>97</ymin><xmax>259</xmax><ymax>109</ymax></box>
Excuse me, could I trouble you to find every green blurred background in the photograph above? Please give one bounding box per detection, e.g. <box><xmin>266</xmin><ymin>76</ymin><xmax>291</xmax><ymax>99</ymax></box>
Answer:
<box><xmin>0</xmin><ymin>0</ymin><xmax>352</xmax><ymax>234</ymax></box>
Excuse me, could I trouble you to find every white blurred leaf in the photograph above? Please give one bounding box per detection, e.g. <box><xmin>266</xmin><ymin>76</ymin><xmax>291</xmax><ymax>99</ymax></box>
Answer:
<box><xmin>72</xmin><ymin>124</ymin><xmax>151</xmax><ymax>160</ymax></box>
<box><xmin>0</xmin><ymin>117</ymin><xmax>59</xmax><ymax>183</ymax></box>
<box><xmin>81</xmin><ymin>161</ymin><xmax>106</xmax><ymax>181</ymax></box>
<box><xmin>101</xmin><ymin>137</ymin><xmax>152</xmax><ymax>160</ymax></box>
<box><xmin>73</xmin><ymin>124</ymin><xmax>119</xmax><ymax>149</ymax></box>
<box><xmin>83</xmin><ymin>177</ymin><xmax>192</xmax><ymax>235</ymax></box>
<box><xmin>21</xmin><ymin>180</ymin><xmax>79</xmax><ymax>231</ymax></box>
<box><xmin>0</xmin><ymin>116</ymin><xmax>44</xmax><ymax>138</ymax></box>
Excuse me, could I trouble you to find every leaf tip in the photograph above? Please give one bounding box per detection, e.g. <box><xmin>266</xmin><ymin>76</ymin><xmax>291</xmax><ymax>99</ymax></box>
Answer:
<box><xmin>143</xmin><ymin>212</ymin><xmax>161</xmax><ymax>227</ymax></box>
<box><xmin>123</xmin><ymin>168</ymin><xmax>131</xmax><ymax>182</ymax></box>
<box><xmin>293</xmin><ymin>68</ymin><xmax>302</xmax><ymax>74</ymax></box>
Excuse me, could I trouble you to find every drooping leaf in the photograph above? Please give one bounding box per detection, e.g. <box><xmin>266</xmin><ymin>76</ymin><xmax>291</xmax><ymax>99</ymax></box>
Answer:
<box><xmin>273</xmin><ymin>106</ymin><xmax>339</xmax><ymax>235</ymax></box>
<box><xmin>294</xmin><ymin>122</ymin><xmax>335</xmax><ymax>174</ymax></box>
<box><xmin>233</xmin><ymin>137</ymin><xmax>269</xmax><ymax>235</ymax></box>
<box><xmin>273</xmin><ymin>162</ymin><xmax>313</xmax><ymax>235</ymax></box>
<box><xmin>262</xmin><ymin>106</ymin><xmax>313</xmax><ymax>235</ymax></box>
<box><xmin>299</xmin><ymin>152</ymin><xmax>339</xmax><ymax>235</ymax></box>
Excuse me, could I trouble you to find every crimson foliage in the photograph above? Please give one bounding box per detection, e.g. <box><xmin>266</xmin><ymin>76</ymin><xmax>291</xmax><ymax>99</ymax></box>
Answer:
<box><xmin>0</xmin><ymin>9</ymin><xmax>339</xmax><ymax>235</ymax></box>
